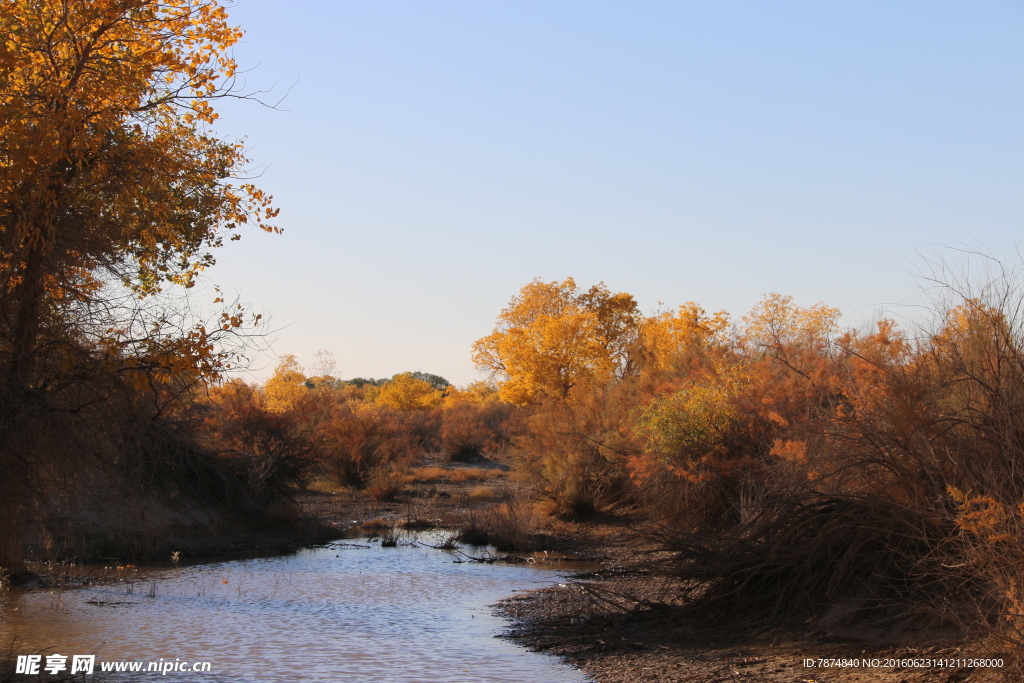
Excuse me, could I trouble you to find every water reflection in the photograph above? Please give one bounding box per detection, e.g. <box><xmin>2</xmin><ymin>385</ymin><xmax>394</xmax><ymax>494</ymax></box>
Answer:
<box><xmin>1</xmin><ymin>532</ymin><xmax>590</xmax><ymax>682</ymax></box>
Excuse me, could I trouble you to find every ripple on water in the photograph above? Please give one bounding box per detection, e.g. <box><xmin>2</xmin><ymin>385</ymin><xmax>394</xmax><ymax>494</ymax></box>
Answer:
<box><xmin>0</xmin><ymin>534</ymin><xmax>591</xmax><ymax>683</ymax></box>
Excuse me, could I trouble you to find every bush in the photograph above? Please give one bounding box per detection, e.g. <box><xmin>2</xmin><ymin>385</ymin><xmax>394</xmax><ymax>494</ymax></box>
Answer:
<box><xmin>511</xmin><ymin>383</ymin><xmax>636</xmax><ymax>518</ymax></box>
<box><xmin>205</xmin><ymin>384</ymin><xmax>318</xmax><ymax>506</ymax></box>
<box><xmin>439</xmin><ymin>400</ymin><xmax>512</xmax><ymax>461</ymax></box>
<box><xmin>656</xmin><ymin>496</ymin><xmax>959</xmax><ymax>634</ymax></box>
<box><xmin>320</xmin><ymin>403</ymin><xmax>419</xmax><ymax>488</ymax></box>
<box><xmin>364</xmin><ymin>468</ymin><xmax>405</xmax><ymax>502</ymax></box>
<box><xmin>455</xmin><ymin>495</ymin><xmax>536</xmax><ymax>552</ymax></box>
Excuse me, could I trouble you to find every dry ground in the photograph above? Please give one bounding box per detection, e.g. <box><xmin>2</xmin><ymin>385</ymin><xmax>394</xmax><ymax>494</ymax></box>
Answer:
<box><xmin>491</xmin><ymin>518</ymin><xmax>1015</xmax><ymax>683</ymax></box>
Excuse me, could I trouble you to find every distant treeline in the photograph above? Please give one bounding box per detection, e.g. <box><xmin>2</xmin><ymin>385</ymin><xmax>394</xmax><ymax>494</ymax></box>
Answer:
<box><xmin>342</xmin><ymin>372</ymin><xmax>450</xmax><ymax>390</ymax></box>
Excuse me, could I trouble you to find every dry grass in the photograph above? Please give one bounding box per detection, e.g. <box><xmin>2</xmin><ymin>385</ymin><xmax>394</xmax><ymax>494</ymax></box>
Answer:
<box><xmin>409</xmin><ymin>466</ymin><xmax>449</xmax><ymax>482</ymax></box>
<box><xmin>306</xmin><ymin>477</ymin><xmax>348</xmax><ymax>494</ymax></box>
<box><xmin>359</xmin><ymin>517</ymin><xmax>393</xmax><ymax>531</ymax></box>
<box><xmin>467</xmin><ymin>485</ymin><xmax>495</xmax><ymax>501</ymax></box>
<box><xmin>455</xmin><ymin>495</ymin><xmax>536</xmax><ymax>552</ymax></box>
<box><xmin>364</xmin><ymin>469</ymin><xmax>404</xmax><ymax>501</ymax></box>
<box><xmin>450</xmin><ymin>467</ymin><xmax>503</xmax><ymax>482</ymax></box>
<box><xmin>409</xmin><ymin>466</ymin><xmax>504</xmax><ymax>483</ymax></box>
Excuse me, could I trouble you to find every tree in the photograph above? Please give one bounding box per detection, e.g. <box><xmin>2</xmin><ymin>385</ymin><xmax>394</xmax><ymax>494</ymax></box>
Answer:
<box><xmin>637</xmin><ymin>302</ymin><xmax>730</xmax><ymax>374</ymax></box>
<box><xmin>741</xmin><ymin>293</ymin><xmax>840</xmax><ymax>357</ymax></box>
<box><xmin>376</xmin><ymin>372</ymin><xmax>443</xmax><ymax>411</ymax></box>
<box><xmin>0</xmin><ymin>0</ymin><xmax>276</xmax><ymax>576</ymax></box>
<box><xmin>472</xmin><ymin>278</ymin><xmax>640</xmax><ymax>404</ymax></box>
<box><xmin>262</xmin><ymin>355</ymin><xmax>307</xmax><ymax>413</ymax></box>
<box><xmin>407</xmin><ymin>371</ymin><xmax>450</xmax><ymax>391</ymax></box>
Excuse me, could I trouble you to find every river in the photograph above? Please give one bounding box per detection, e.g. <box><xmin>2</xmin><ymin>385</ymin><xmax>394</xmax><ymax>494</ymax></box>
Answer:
<box><xmin>1</xmin><ymin>532</ymin><xmax>591</xmax><ymax>682</ymax></box>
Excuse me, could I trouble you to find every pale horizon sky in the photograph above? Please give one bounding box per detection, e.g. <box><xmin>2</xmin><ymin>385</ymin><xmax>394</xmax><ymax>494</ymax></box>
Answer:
<box><xmin>204</xmin><ymin>1</ymin><xmax>1023</xmax><ymax>386</ymax></box>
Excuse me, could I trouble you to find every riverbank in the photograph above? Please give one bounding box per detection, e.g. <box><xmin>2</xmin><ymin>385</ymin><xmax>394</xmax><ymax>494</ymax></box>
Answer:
<box><xmin>491</xmin><ymin>518</ymin><xmax>1014</xmax><ymax>683</ymax></box>
<box><xmin>15</xmin><ymin>455</ymin><xmax>541</xmax><ymax>584</ymax></box>
<box><xmin>16</xmin><ymin>507</ymin><xmax>340</xmax><ymax>585</ymax></box>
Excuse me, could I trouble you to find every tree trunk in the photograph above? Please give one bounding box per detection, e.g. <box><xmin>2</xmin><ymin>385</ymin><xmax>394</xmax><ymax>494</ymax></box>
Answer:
<box><xmin>0</xmin><ymin>247</ymin><xmax>45</xmax><ymax>579</ymax></box>
<box><xmin>0</xmin><ymin>491</ymin><xmax>27</xmax><ymax>580</ymax></box>
<box><xmin>7</xmin><ymin>246</ymin><xmax>44</xmax><ymax>395</ymax></box>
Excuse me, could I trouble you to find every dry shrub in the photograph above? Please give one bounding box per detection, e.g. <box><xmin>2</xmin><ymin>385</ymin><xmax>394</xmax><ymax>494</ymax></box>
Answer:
<box><xmin>402</xmin><ymin>494</ymin><xmax>441</xmax><ymax>529</ymax></box>
<box><xmin>650</xmin><ymin>270</ymin><xmax>1024</xmax><ymax>647</ymax></box>
<box><xmin>206</xmin><ymin>384</ymin><xmax>318</xmax><ymax>505</ymax></box>
<box><xmin>512</xmin><ymin>383</ymin><xmax>636</xmax><ymax>518</ymax></box>
<box><xmin>650</xmin><ymin>350</ymin><xmax>949</xmax><ymax>632</ymax></box>
<box><xmin>456</xmin><ymin>495</ymin><xmax>536</xmax><ymax>552</ymax></box>
<box><xmin>402</xmin><ymin>408</ymin><xmax>442</xmax><ymax>454</ymax></box>
<box><xmin>921</xmin><ymin>291</ymin><xmax>1024</xmax><ymax>647</ymax></box>
<box><xmin>440</xmin><ymin>400</ymin><xmax>512</xmax><ymax>461</ymax></box>
<box><xmin>637</xmin><ymin>474</ymin><xmax>742</xmax><ymax>530</ymax></box>
<box><xmin>629</xmin><ymin>371</ymin><xmax>783</xmax><ymax>530</ymax></box>
<box><xmin>657</xmin><ymin>496</ymin><xmax>960</xmax><ymax>634</ymax></box>
<box><xmin>947</xmin><ymin>488</ymin><xmax>1024</xmax><ymax>643</ymax></box>
<box><xmin>364</xmin><ymin>468</ymin><xmax>405</xmax><ymax>502</ymax></box>
<box><xmin>319</xmin><ymin>403</ymin><xmax>419</xmax><ymax>488</ymax></box>
<box><xmin>380</xmin><ymin>526</ymin><xmax>400</xmax><ymax>546</ymax></box>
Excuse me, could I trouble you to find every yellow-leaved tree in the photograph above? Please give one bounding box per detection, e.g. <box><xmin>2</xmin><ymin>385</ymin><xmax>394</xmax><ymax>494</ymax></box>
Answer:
<box><xmin>638</xmin><ymin>302</ymin><xmax>731</xmax><ymax>373</ymax></box>
<box><xmin>377</xmin><ymin>372</ymin><xmax>444</xmax><ymax>411</ymax></box>
<box><xmin>0</xmin><ymin>0</ymin><xmax>277</xmax><ymax>576</ymax></box>
<box><xmin>472</xmin><ymin>278</ymin><xmax>640</xmax><ymax>404</ymax></box>
<box><xmin>263</xmin><ymin>355</ymin><xmax>308</xmax><ymax>413</ymax></box>
<box><xmin>741</xmin><ymin>293</ymin><xmax>840</xmax><ymax>357</ymax></box>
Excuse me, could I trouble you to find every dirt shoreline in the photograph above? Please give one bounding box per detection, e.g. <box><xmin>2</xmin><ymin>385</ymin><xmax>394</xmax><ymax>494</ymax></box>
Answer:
<box><xmin>489</xmin><ymin>519</ymin><xmax>1012</xmax><ymax>683</ymax></box>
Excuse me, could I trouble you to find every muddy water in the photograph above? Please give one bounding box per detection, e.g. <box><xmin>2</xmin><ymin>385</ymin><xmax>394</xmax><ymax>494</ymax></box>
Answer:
<box><xmin>1</xmin><ymin>533</ymin><xmax>591</xmax><ymax>682</ymax></box>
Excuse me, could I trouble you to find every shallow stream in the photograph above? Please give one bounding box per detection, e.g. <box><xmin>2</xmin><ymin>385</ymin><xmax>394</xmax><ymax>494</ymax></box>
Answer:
<box><xmin>1</xmin><ymin>532</ymin><xmax>591</xmax><ymax>682</ymax></box>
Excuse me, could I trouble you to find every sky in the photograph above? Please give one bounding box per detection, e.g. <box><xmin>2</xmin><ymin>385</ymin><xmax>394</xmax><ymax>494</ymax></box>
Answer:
<box><xmin>205</xmin><ymin>0</ymin><xmax>1024</xmax><ymax>386</ymax></box>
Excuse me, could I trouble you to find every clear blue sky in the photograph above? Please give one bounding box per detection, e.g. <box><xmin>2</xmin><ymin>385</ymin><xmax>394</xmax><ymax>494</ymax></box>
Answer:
<box><xmin>207</xmin><ymin>0</ymin><xmax>1024</xmax><ymax>385</ymax></box>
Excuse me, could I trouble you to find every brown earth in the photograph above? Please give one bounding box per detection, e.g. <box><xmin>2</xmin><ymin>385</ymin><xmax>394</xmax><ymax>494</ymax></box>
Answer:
<box><xmin>493</xmin><ymin>518</ymin><xmax>1014</xmax><ymax>683</ymax></box>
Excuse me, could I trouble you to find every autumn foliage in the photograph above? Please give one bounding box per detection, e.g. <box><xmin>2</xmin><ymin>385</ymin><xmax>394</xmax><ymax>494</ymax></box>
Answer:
<box><xmin>1</xmin><ymin>2</ymin><xmax>1020</xmax><ymax>652</ymax></box>
<box><xmin>469</xmin><ymin>274</ymin><xmax>1024</xmax><ymax>646</ymax></box>
<box><xmin>472</xmin><ymin>278</ymin><xmax>640</xmax><ymax>404</ymax></box>
<box><xmin>0</xmin><ymin>0</ymin><xmax>280</xmax><ymax>574</ymax></box>
<box><xmin>203</xmin><ymin>356</ymin><xmax>515</xmax><ymax>504</ymax></box>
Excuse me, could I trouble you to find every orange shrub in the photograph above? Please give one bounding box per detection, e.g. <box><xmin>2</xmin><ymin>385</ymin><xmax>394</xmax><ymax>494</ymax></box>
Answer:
<box><xmin>512</xmin><ymin>382</ymin><xmax>638</xmax><ymax>518</ymax></box>
<box><xmin>205</xmin><ymin>379</ymin><xmax>318</xmax><ymax>505</ymax></box>
<box><xmin>439</xmin><ymin>400</ymin><xmax>512</xmax><ymax>461</ymax></box>
<box><xmin>319</xmin><ymin>404</ymin><xmax>419</xmax><ymax>488</ymax></box>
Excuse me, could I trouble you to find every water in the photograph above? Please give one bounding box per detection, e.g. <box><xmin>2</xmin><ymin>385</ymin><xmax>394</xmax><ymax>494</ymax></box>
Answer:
<box><xmin>0</xmin><ymin>533</ymin><xmax>591</xmax><ymax>682</ymax></box>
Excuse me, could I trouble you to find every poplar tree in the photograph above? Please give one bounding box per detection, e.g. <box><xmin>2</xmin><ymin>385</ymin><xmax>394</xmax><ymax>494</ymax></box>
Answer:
<box><xmin>0</xmin><ymin>0</ymin><xmax>276</xmax><ymax>576</ymax></box>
